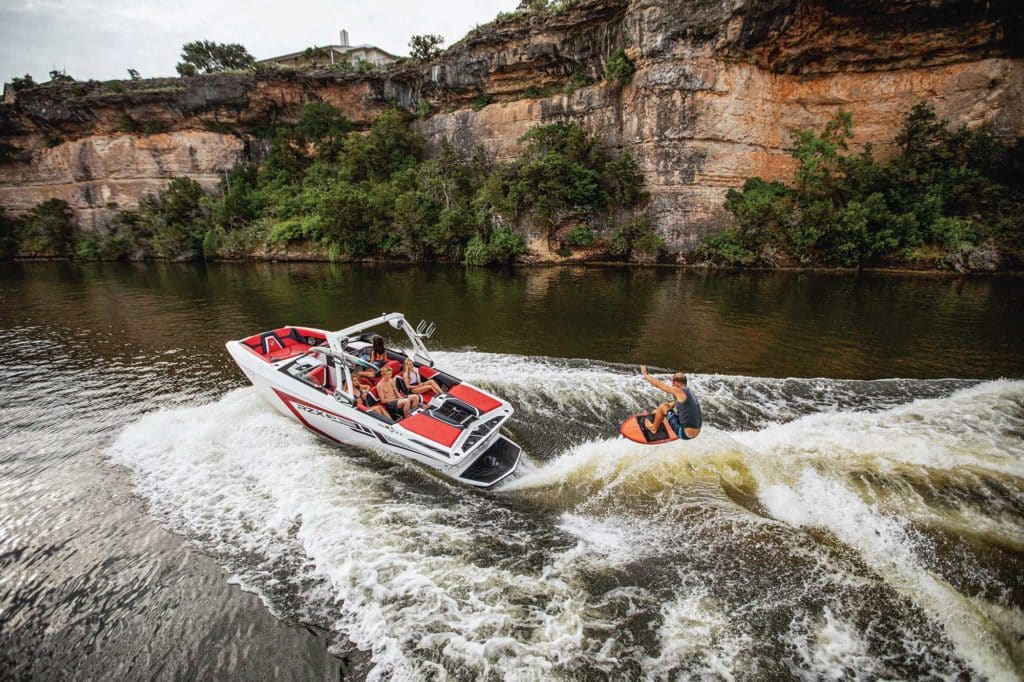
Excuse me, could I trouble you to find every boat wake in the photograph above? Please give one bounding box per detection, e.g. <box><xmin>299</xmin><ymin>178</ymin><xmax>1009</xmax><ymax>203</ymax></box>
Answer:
<box><xmin>108</xmin><ymin>352</ymin><xmax>1024</xmax><ymax>680</ymax></box>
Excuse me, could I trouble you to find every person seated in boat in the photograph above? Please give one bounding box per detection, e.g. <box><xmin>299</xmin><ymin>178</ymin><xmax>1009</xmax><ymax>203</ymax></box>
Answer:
<box><xmin>376</xmin><ymin>364</ymin><xmax>420</xmax><ymax>419</ymax></box>
<box><xmin>640</xmin><ymin>366</ymin><xmax>702</xmax><ymax>440</ymax></box>
<box><xmin>356</xmin><ymin>335</ymin><xmax>389</xmax><ymax>380</ymax></box>
<box><xmin>399</xmin><ymin>358</ymin><xmax>444</xmax><ymax>399</ymax></box>
<box><xmin>353</xmin><ymin>383</ymin><xmax>392</xmax><ymax>420</ymax></box>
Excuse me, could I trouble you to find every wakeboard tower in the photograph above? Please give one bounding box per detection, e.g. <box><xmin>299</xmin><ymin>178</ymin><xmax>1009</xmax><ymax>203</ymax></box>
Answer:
<box><xmin>226</xmin><ymin>312</ymin><xmax>521</xmax><ymax>488</ymax></box>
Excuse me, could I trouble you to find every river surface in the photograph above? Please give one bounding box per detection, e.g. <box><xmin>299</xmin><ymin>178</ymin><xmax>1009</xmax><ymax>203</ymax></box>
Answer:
<box><xmin>1</xmin><ymin>261</ymin><xmax>1022</xmax><ymax>680</ymax></box>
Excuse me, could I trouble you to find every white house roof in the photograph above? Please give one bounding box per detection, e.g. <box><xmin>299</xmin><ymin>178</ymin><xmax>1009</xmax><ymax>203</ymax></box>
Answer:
<box><xmin>258</xmin><ymin>44</ymin><xmax>402</xmax><ymax>63</ymax></box>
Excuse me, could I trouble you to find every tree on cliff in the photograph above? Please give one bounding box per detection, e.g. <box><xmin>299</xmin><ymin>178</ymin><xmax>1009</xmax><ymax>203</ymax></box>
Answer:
<box><xmin>48</xmin><ymin>70</ymin><xmax>74</xmax><ymax>83</ymax></box>
<box><xmin>176</xmin><ymin>41</ymin><xmax>255</xmax><ymax>76</ymax></box>
<box><xmin>10</xmin><ymin>74</ymin><xmax>35</xmax><ymax>90</ymax></box>
<box><xmin>302</xmin><ymin>46</ymin><xmax>329</xmax><ymax>68</ymax></box>
<box><xmin>409</xmin><ymin>35</ymin><xmax>444</xmax><ymax>61</ymax></box>
<box><xmin>15</xmin><ymin>199</ymin><xmax>76</xmax><ymax>256</ymax></box>
<box><xmin>0</xmin><ymin>208</ymin><xmax>17</xmax><ymax>258</ymax></box>
<box><xmin>140</xmin><ymin>177</ymin><xmax>211</xmax><ymax>257</ymax></box>
<box><xmin>701</xmin><ymin>105</ymin><xmax>1024</xmax><ymax>269</ymax></box>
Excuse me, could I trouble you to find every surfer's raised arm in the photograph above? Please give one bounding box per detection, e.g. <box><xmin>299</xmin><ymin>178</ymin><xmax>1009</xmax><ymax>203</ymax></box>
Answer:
<box><xmin>640</xmin><ymin>365</ymin><xmax>680</xmax><ymax>397</ymax></box>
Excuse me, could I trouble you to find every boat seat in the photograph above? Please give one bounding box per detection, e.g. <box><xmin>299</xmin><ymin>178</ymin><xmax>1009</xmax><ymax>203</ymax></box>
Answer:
<box><xmin>305</xmin><ymin>365</ymin><xmax>332</xmax><ymax>391</ymax></box>
<box><xmin>268</xmin><ymin>345</ymin><xmax>308</xmax><ymax>361</ymax></box>
<box><xmin>448</xmin><ymin>384</ymin><xmax>501</xmax><ymax>413</ymax></box>
<box><xmin>261</xmin><ymin>331</ymin><xmax>286</xmax><ymax>354</ymax></box>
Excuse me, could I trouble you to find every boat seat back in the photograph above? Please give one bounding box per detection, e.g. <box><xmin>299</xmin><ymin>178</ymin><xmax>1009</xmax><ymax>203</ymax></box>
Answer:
<box><xmin>305</xmin><ymin>365</ymin><xmax>332</xmax><ymax>391</ymax></box>
<box><xmin>261</xmin><ymin>331</ymin><xmax>286</xmax><ymax>354</ymax></box>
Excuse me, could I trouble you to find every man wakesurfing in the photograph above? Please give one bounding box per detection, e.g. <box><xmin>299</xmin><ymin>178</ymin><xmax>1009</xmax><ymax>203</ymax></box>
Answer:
<box><xmin>640</xmin><ymin>366</ymin><xmax>702</xmax><ymax>440</ymax></box>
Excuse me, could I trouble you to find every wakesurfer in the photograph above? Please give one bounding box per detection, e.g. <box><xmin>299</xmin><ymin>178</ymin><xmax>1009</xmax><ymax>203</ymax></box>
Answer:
<box><xmin>640</xmin><ymin>366</ymin><xmax>702</xmax><ymax>440</ymax></box>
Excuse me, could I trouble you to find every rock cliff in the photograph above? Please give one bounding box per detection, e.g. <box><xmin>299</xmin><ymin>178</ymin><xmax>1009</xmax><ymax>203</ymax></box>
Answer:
<box><xmin>1</xmin><ymin>0</ymin><xmax>1021</xmax><ymax>252</ymax></box>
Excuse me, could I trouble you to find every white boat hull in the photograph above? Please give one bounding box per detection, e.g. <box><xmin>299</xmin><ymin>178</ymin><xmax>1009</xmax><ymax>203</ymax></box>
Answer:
<box><xmin>225</xmin><ymin>320</ymin><xmax>521</xmax><ymax>488</ymax></box>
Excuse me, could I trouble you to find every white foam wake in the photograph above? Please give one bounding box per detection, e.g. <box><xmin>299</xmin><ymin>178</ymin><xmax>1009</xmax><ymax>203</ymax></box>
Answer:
<box><xmin>761</xmin><ymin>469</ymin><xmax>1022</xmax><ymax>681</ymax></box>
<box><xmin>506</xmin><ymin>378</ymin><xmax>1024</xmax><ymax>679</ymax></box>
<box><xmin>107</xmin><ymin>358</ymin><xmax>1023</xmax><ymax>679</ymax></box>
<box><xmin>109</xmin><ymin>389</ymin><xmax>625</xmax><ymax>678</ymax></box>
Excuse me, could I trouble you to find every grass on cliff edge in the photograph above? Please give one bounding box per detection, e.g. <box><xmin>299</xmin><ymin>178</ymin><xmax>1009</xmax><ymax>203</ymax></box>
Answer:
<box><xmin>699</xmin><ymin>103</ymin><xmax>1024</xmax><ymax>271</ymax></box>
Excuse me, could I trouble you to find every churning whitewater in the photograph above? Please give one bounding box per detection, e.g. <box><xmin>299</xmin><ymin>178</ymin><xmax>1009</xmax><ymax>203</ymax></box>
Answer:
<box><xmin>108</xmin><ymin>351</ymin><xmax>1024</xmax><ymax>680</ymax></box>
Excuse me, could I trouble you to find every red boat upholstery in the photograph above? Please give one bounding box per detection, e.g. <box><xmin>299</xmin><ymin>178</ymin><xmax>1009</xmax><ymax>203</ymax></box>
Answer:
<box><xmin>241</xmin><ymin>326</ymin><xmax>328</xmax><ymax>362</ymax></box>
<box><xmin>268</xmin><ymin>346</ymin><xmax>306</xmax><ymax>361</ymax></box>
<box><xmin>399</xmin><ymin>413</ymin><xmax>461</xmax><ymax>447</ymax></box>
<box><xmin>306</xmin><ymin>366</ymin><xmax>328</xmax><ymax>389</ymax></box>
<box><xmin>448</xmin><ymin>384</ymin><xmax>501</xmax><ymax>413</ymax></box>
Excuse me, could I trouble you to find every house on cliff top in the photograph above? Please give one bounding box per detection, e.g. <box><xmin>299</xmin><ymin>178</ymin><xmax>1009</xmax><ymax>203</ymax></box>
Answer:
<box><xmin>258</xmin><ymin>29</ymin><xmax>399</xmax><ymax>68</ymax></box>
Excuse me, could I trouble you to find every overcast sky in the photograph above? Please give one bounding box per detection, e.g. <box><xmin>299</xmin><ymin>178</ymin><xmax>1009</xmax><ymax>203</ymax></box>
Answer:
<box><xmin>1</xmin><ymin>0</ymin><xmax>517</xmax><ymax>82</ymax></box>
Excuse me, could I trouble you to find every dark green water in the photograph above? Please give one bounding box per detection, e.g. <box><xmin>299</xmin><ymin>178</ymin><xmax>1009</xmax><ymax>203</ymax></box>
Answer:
<box><xmin>1</xmin><ymin>261</ymin><xmax>1022</xmax><ymax>679</ymax></box>
<box><xmin>9</xmin><ymin>261</ymin><xmax>1022</xmax><ymax>378</ymax></box>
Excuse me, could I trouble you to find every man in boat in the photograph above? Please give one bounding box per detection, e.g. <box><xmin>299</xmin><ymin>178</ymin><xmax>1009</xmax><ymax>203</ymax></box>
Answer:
<box><xmin>376</xmin><ymin>365</ymin><xmax>421</xmax><ymax>419</ymax></box>
<box><xmin>640</xmin><ymin>366</ymin><xmax>702</xmax><ymax>440</ymax></box>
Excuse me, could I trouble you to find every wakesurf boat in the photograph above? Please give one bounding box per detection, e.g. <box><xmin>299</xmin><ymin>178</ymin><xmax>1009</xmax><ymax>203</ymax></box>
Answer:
<box><xmin>225</xmin><ymin>313</ymin><xmax>521</xmax><ymax>488</ymax></box>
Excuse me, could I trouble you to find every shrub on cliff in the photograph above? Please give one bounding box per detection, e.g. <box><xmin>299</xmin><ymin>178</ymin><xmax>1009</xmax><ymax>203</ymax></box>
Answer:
<box><xmin>0</xmin><ymin>208</ymin><xmax>18</xmax><ymax>257</ymax></box>
<box><xmin>604</xmin><ymin>50</ymin><xmax>635</xmax><ymax>86</ymax></box>
<box><xmin>122</xmin><ymin>103</ymin><xmax>646</xmax><ymax>264</ymax></box>
<box><xmin>15</xmin><ymin>199</ymin><xmax>76</xmax><ymax>256</ymax></box>
<box><xmin>565</xmin><ymin>225</ymin><xmax>595</xmax><ymax>246</ymax></box>
<box><xmin>176</xmin><ymin>40</ymin><xmax>255</xmax><ymax>76</ymax></box>
<box><xmin>48</xmin><ymin>70</ymin><xmax>74</xmax><ymax>83</ymax></box>
<box><xmin>464</xmin><ymin>227</ymin><xmax>525</xmax><ymax>266</ymax></box>
<box><xmin>702</xmin><ymin>104</ymin><xmax>1024</xmax><ymax>269</ymax></box>
<box><xmin>138</xmin><ymin>177</ymin><xmax>211</xmax><ymax>258</ymax></box>
<box><xmin>697</xmin><ymin>228</ymin><xmax>754</xmax><ymax>266</ymax></box>
<box><xmin>610</xmin><ymin>214</ymin><xmax>663</xmax><ymax>263</ymax></box>
<box><xmin>480</xmin><ymin>122</ymin><xmax>645</xmax><ymax>240</ymax></box>
<box><xmin>10</xmin><ymin>74</ymin><xmax>35</xmax><ymax>91</ymax></box>
<box><xmin>518</xmin><ymin>0</ymin><xmax>579</xmax><ymax>12</ymax></box>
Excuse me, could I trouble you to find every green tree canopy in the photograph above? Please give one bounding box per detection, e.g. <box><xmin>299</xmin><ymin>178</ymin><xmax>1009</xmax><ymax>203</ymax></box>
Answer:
<box><xmin>10</xmin><ymin>74</ymin><xmax>35</xmax><ymax>90</ymax></box>
<box><xmin>176</xmin><ymin>41</ymin><xmax>255</xmax><ymax>76</ymax></box>
<box><xmin>701</xmin><ymin>104</ymin><xmax>1024</xmax><ymax>269</ymax></box>
<box><xmin>409</xmin><ymin>34</ymin><xmax>444</xmax><ymax>61</ymax></box>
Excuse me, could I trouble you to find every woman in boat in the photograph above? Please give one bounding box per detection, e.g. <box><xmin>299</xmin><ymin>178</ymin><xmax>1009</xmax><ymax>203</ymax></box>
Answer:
<box><xmin>356</xmin><ymin>335</ymin><xmax>388</xmax><ymax>380</ymax></box>
<box><xmin>368</xmin><ymin>335</ymin><xmax>388</xmax><ymax>366</ymax></box>
<box><xmin>399</xmin><ymin>358</ymin><xmax>444</xmax><ymax>399</ymax></box>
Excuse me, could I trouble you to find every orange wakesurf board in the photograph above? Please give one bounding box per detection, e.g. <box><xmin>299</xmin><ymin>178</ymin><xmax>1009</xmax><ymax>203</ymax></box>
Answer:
<box><xmin>619</xmin><ymin>412</ymin><xmax>679</xmax><ymax>445</ymax></box>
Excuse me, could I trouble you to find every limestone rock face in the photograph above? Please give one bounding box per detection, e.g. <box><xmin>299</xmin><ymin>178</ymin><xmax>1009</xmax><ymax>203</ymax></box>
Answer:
<box><xmin>0</xmin><ymin>0</ymin><xmax>1021</xmax><ymax>253</ymax></box>
<box><xmin>0</xmin><ymin>132</ymin><xmax>245</xmax><ymax>230</ymax></box>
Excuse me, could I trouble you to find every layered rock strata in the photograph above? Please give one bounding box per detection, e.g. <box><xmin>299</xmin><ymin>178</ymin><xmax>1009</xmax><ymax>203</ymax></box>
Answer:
<box><xmin>1</xmin><ymin>0</ymin><xmax>1021</xmax><ymax>252</ymax></box>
